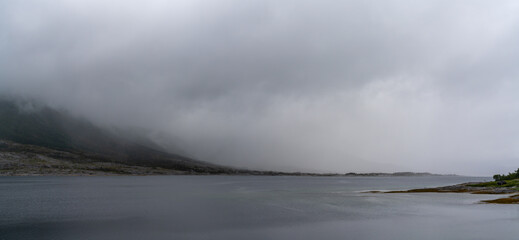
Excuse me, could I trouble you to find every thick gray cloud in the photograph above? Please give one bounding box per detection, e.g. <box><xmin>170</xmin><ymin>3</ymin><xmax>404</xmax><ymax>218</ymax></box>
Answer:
<box><xmin>2</xmin><ymin>0</ymin><xmax>519</xmax><ymax>175</ymax></box>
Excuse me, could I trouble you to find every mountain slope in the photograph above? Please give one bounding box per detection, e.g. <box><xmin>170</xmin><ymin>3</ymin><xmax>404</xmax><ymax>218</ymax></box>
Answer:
<box><xmin>0</xmin><ymin>99</ymin><xmax>235</xmax><ymax>174</ymax></box>
<box><xmin>0</xmin><ymin>140</ymin><xmax>188</xmax><ymax>175</ymax></box>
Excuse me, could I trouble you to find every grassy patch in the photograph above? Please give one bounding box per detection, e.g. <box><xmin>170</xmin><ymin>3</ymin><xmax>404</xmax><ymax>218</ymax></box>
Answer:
<box><xmin>386</xmin><ymin>188</ymin><xmax>471</xmax><ymax>193</ymax></box>
<box><xmin>468</xmin><ymin>179</ymin><xmax>519</xmax><ymax>188</ymax></box>
<box><xmin>482</xmin><ymin>194</ymin><xmax>519</xmax><ymax>204</ymax></box>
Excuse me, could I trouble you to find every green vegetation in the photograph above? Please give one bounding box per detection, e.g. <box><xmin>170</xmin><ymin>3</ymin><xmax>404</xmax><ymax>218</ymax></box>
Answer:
<box><xmin>381</xmin><ymin>168</ymin><xmax>519</xmax><ymax>204</ymax></box>
<box><xmin>464</xmin><ymin>169</ymin><xmax>519</xmax><ymax>191</ymax></box>
<box><xmin>468</xmin><ymin>179</ymin><xmax>519</xmax><ymax>190</ymax></box>
<box><xmin>493</xmin><ymin>168</ymin><xmax>519</xmax><ymax>181</ymax></box>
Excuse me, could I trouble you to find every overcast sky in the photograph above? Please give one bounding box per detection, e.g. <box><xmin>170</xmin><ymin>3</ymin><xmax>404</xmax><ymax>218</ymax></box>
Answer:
<box><xmin>2</xmin><ymin>0</ymin><xmax>519</xmax><ymax>175</ymax></box>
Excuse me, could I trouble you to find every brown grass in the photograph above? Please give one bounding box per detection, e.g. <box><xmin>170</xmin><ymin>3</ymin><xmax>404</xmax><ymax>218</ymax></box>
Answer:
<box><xmin>386</xmin><ymin>188</ymin><xmax>470</xmax><ymax>193</ymax></box>
<box><xmin>481</xmin><ymin>194</ymin><xmax>519</xmax><ymax>204</ymax></box>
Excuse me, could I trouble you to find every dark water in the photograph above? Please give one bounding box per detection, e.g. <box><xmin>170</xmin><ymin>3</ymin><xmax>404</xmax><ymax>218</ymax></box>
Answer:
<box><xmin>1</xmin><ymin>176</ymin><xmax>517</xmax><ymax>240</ymax></box>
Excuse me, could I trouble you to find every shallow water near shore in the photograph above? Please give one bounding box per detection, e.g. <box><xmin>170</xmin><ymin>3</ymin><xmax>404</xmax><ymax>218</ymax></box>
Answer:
<box><xmin>1</xmin><ymin>175</ymin><xmax>518</xmax><ymax>240</ymax></box>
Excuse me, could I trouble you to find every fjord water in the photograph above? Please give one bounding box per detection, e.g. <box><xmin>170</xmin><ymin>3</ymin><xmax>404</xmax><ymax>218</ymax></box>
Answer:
<box><xmin>1</xmin><ymin>176</ymin><xmax>517</xmax><ymax>240</ymax></box>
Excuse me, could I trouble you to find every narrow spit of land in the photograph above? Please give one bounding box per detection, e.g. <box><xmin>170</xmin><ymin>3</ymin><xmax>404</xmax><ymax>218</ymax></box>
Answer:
<box><xmin>368</xmin><ymin>179</ymin><xmax>519</xmax><ymax>204</ymax></box>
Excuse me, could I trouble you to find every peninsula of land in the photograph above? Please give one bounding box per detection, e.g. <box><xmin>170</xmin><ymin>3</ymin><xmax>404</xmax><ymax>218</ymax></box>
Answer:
<box><xmin>369</xmin><ymin>179</ymin><xmax>519</xmax><ymax>204</ymax></box>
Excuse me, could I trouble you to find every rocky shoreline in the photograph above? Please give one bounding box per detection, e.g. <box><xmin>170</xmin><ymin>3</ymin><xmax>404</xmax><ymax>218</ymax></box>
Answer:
<box><xmin>368</xmin><ymin>182</ymin><xmax>519</xmax><ymax>204</ymax></box>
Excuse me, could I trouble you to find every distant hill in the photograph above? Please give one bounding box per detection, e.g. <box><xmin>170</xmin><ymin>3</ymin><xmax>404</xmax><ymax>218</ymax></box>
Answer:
<box><xmin>0</xmin><ymin>98</ymin><xmax>455</xmax><ymax>176</ymax></box>
<box><xmin>0</xmin><ymin>99</ymin><xmax>235</xmax><ymax>174</ymax></box>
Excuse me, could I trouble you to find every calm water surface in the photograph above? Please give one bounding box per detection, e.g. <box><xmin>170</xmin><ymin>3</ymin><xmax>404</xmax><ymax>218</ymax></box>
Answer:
<box><xmin>1</xmin><ymin>176</ymin><xmax>517</xmax><ymax>240</ymax></box>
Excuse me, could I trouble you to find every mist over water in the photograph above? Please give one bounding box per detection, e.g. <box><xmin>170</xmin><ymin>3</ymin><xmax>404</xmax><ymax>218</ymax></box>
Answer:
<box><xmin>2</xmin><ymin>1</ymin><xmax>519</xmax><ymax>175</ymax></box>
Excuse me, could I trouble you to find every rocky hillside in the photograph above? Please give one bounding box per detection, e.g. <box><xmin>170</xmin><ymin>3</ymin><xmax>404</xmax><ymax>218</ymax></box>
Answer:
<box><xmin>0</xmin><ymin>99</ymin><xmax>237</xmax><ymax>175</ymax></box>
<box><xmin>0</xmin><ymin>140</ymin><xmax>187</xmax><ymax>175</ymax></box>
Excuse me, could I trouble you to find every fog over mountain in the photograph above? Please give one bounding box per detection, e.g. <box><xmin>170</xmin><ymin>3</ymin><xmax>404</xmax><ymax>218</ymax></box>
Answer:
<box><xmin>2</xmin><ymin>0</ymin><xmax>519</xmax><ymax>175</ymax></box>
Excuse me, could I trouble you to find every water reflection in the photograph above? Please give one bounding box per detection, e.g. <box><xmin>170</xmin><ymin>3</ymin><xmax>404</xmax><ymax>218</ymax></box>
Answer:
<box><xmin>2</xmin><ymin>176</ymin><xmax>518</xmax><ymax>240</ymax></box>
